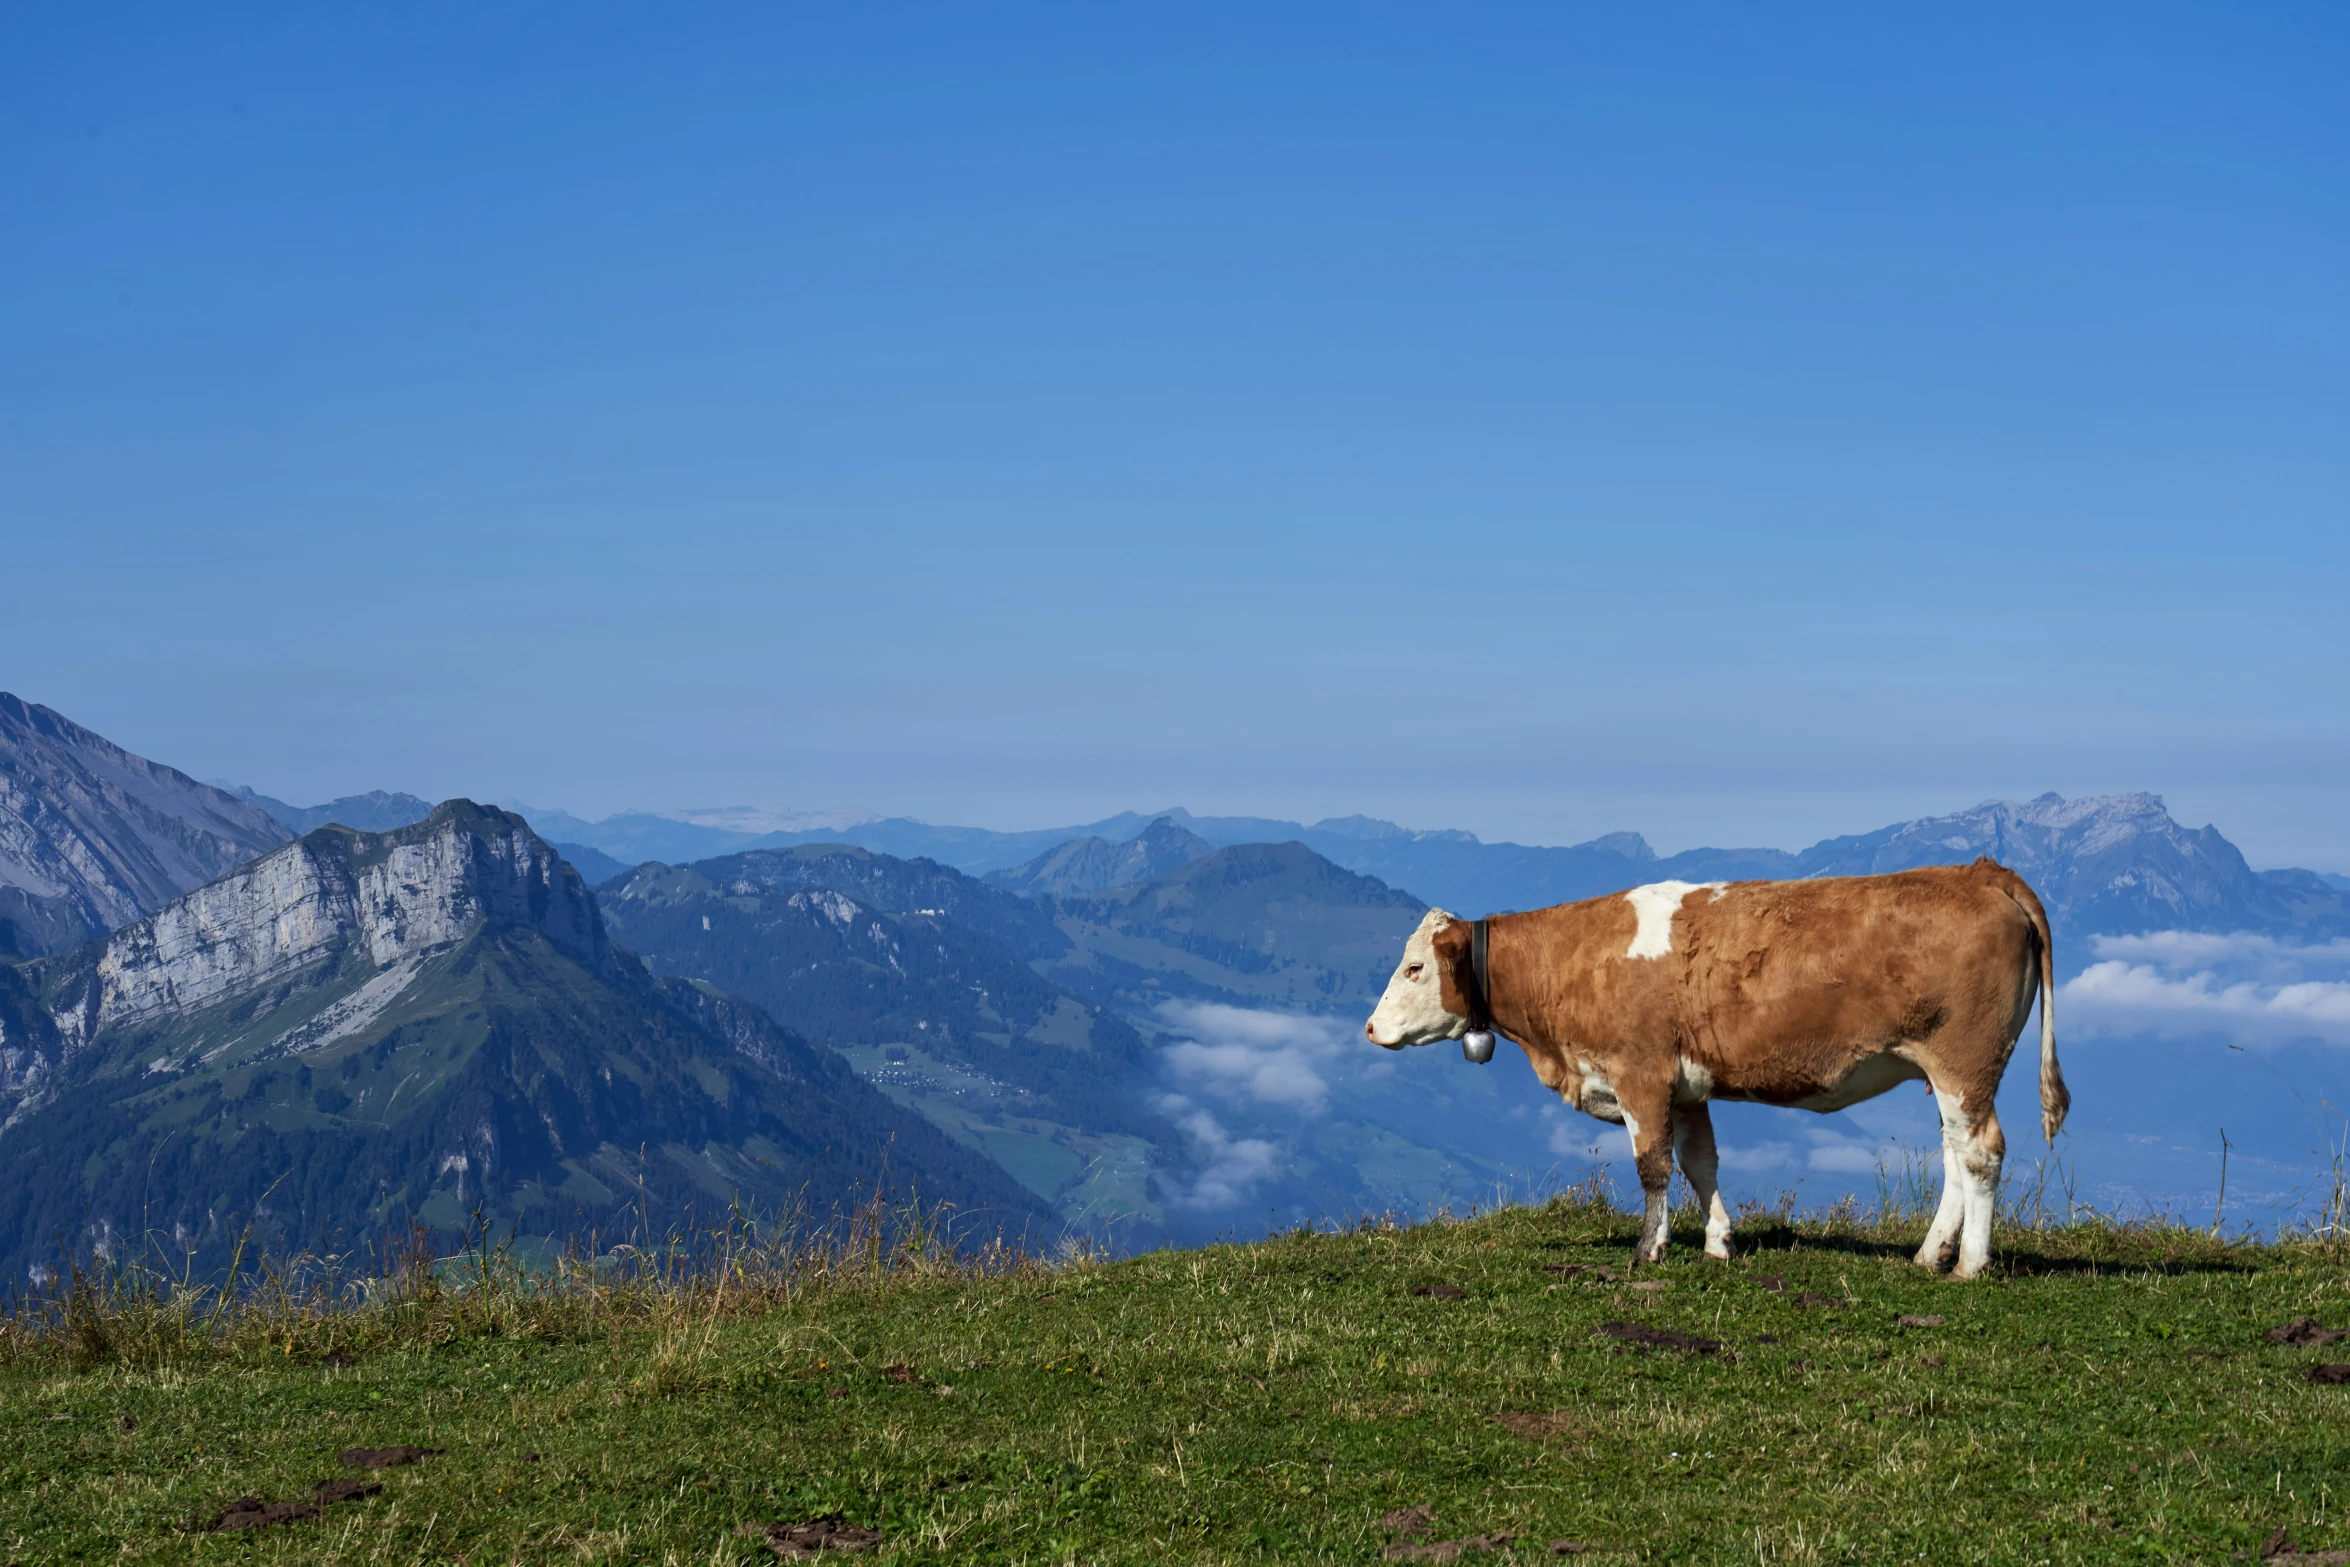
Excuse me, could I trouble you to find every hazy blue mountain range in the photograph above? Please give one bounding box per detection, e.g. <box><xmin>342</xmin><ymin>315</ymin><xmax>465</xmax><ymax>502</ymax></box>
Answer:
<box><xmin>985</xmin><ymin>816</ymin><xmax>1214</xmax><ymax>898</ymax></box>
<box><xmin>517</xmin><ymin>794</ymin><xmax>2350</xmax><ymax>953</ymax></box>
<box><xmin>0</xmin><ymin>694</ymin><xmax>292</xmax><ymax>959</ymax></box>
<box><xmin>230</xmin><ymin>786</ymin><xmax>436</xmax><ymax>836</ymax></box>
<box><xmin>0</xmin><ymin>803</ymin><xmax>1043</xmax><ymax>1280</ymax></box>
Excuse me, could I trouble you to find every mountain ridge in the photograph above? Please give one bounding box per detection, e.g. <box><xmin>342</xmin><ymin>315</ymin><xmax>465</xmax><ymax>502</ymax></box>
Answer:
<box><xmin>0</xmin><ymin>801</ymin><xmax>1047</xmax><ymax>1278</ymax></box>
<box><xmin>0</xmin><ymin>694</ymin><xmax>292</xmax><ymax>958</ymax></box>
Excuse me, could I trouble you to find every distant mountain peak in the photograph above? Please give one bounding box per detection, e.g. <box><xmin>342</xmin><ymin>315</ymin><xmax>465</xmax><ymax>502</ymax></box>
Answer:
<box><xmin>1794</xmin><ymin>791</ymin><xmax>2346</xmax><ymax>941</ymax></box>
<box><xmin>232</xmin><ymin>785</ymin><xmax>436</xmax><ymax>836</ymax></box>
<box><xmin>986</xmin><ymin>816</ymin><xmax>1217</xmax><ymax>898</ymax></box>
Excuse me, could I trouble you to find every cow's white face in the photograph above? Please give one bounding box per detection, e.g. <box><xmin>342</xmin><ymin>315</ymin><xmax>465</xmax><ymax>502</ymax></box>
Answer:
<box><xmin>1365</xmin><ymin>909</ymin><xmax>1470</xmax><ymax>1048</ymax></box>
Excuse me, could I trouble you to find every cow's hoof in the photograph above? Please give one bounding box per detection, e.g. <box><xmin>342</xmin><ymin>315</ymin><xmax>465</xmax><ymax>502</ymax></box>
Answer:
<box><xmin>1913</xmin><ymin>1241</ymin><xmax>1958</xmax><ymax>1273</ymax></box>
<box><xmin>1705</xmin><ymin>1238</ymin><xmax>1737</xmax><ymax>1261</ymax></box>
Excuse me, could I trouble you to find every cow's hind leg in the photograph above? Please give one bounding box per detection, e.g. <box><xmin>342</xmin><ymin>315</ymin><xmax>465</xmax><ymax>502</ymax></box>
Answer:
<box><xmin>1914</xmin><ymin>1090</ymin><xmax>1967</xmax><ymax>1273</ymax></box>
<box><xmin>1622</xmin><ymin>1080</ymin><xmax>1676</xmax><ymax>1265</ymax></box>
<box><xmin>1672</xmin><ymin>1102</ymin><xmax>1736</xmax><ymax>1260</ymax></box>
<box><xmin>1952</xmin><ymin>1096</ymin><xmax>2006</xmax><ymax>1280</ymax></box>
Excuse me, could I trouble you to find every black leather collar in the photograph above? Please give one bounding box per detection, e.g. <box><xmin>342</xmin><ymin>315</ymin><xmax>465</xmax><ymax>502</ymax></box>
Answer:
<box><xmin>1464</xmin><ymin>917</ymin><xmax>1493</xmax><ymax>1034</ymax></box>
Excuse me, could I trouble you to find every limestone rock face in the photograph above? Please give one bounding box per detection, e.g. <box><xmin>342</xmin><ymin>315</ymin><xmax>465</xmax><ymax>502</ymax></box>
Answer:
<box><xmin>46</xmin><ymin>800</ymin><xmax>610</xmax><ymax>1050</ymax></box>
<box><xmin>0</xmin><ymin>694</ymin><xmax>293</xmax><ymax>957</ymax></box>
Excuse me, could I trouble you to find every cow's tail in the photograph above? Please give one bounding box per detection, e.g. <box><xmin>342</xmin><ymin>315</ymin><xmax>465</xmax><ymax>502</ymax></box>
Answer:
<box><xmin>1993</xmin><ymin>865</ymin><xmax>2068</xmax><ymax>1142</ymax></box>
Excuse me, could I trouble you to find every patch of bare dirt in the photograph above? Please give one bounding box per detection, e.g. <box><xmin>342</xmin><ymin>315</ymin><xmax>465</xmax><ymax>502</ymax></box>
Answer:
<box><xmin>1549</xmin><ymin>1544</ymin><xmax>1590</xmax><ymax>1556</ymax></box>
<box><xmin>1792</xmin><ymin>1292</ymin><xmax>1843</xmax><ymax>1308</ymax></box>
<box><xmin>1896</xmin><ymin>1314</ymin><xmax>1944</xmax><ymax>1328</ymax></box>
<box><xmin>337</xmin><ymin>1445</ymin><xmax>441</xmax><ymax>1469</ymax></box>
<box><xmin>2261</xmin><ymin>1525</ymin><xmax>2350</xmax><ymax>1564</ymax></box>
<box><xmin>746</xmin><ymin>1516</ymin><xmax>883</xmax><ymax>1559</ymax></box>
<box><xmin>2305</xmin><ymin>1364</ymin><xmax>2350</xmax><ymax>1385</ymax></box>
<box><xmin>1384</xmin><ymin>1533</ymin><xmax>1515</xmax><ymax>1561</ymax></box>
<box><xmin>1493</xmin><ymin>1411</ymin><xmax>1580</xmax><ymax>1440</ymax></box>
<box><xmin>1381</xmin><ymin>1506</ymin><xmax>1436</xmax><ymax>1537</ymax></box>
<box><xmin>313</xmin><ymin>1477</ymin><xmax>381</xmax><ymax>1506</ymax></box>
<box><xmin>2268</xmin><ymin>1318</ymin><xmax>2350</xmax><ymax>1348</ymax></box>
<box><xmin>1753</xmin><ymin>1275</ymin><xmax>1787</xmax><ymax>1293</ymax></box>
<box><xmin>1411</xmin><ymin>1284</ymin><xmax>1467</xmax><ymax>1300</ymax></box>
<box><xmin>1543</xmin><ymin>1264</ymin><xmax>1621</xmax><ymax>1283</ymax></box>
<box><xmin>193</xmin><ymin>1496</ymin><xmax>320</xmax><ymax>1532</ymax></box>
<box><xmin>1598</xmin><ymin>1321</ymin><xmax>1723</xmax><ymax>1353</ymax></box>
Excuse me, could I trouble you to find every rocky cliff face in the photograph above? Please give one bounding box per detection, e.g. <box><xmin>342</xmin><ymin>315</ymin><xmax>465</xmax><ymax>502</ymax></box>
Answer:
<box><xmin>35</xmin><ymin>799</ymin><xmax>608</xmax><ymax>1056</ymax></box>
<box><xmin>0</xmin><ymin>694</ymin><xmax>293</xmax><ymax>958</ymax></box>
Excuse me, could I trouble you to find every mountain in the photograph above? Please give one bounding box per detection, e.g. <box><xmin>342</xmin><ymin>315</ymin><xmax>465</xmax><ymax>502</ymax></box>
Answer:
<box><xmin>596</xmin><ymin>846</ymin><xmax>1166</xmax><ymax>1239</ymax></box>
<box><xmin>1043</xmin><ymin>841</ymin><xmax>1429</xmax><ymax>1017</ymax></box>
<box><xmin>0</xmin><ymin>694</ymin><xmax>292</xmax><ymax>959</ymax></box>
<box><xmin>1786</xmin><ymin>792</ymin><xmax>2350</xmax><ymax>946</ymax></box>
<box><xmin>554</xmin><ymin>841</ymin><xmax>633</xmax><ymax>886</ymax></box>
<box><xmin>986</xmin><ymin>816</ymin><xmax>1215</xmax><ymax>898</ymax></box>
<box><xmin>233</xmin><ymin>787</ymin><xmax>436</xmax><ymax>835</ymax></box>
<box><xmin>0</xmin><ymin>802</ymin><xmax>1043</xmax><ymax>1280</ymax></box>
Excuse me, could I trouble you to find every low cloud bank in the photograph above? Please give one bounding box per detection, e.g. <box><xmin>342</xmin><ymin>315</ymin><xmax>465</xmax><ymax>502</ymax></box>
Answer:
<box><xmin>2062</xmin><ymin>932</ymin><xmax>2350</xmax><ymax>1046</ymax></box>
<box><xmin>1155</xmin><ymin>1001</ymin><xmax>1354</xmax><ymax>1114</ymax></box>
<box><xmin>1152</xmin><ymin>1094</ymin><xmax>1282</xmax><ymax>1210</ymax></box>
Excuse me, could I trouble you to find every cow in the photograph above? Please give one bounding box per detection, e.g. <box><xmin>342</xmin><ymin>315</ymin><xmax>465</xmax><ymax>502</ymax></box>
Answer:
<box><xmin>1364</xmin><ymin>859</ymin><xmax>2065</xmax><ymax>1280</ymax></box>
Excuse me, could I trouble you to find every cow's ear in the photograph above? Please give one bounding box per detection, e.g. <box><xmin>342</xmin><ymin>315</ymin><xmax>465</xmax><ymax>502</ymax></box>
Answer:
<box><xmin>1431</xmin><ymin>919</ymin><xmax>1473</xmax><ymax>1017</ymax></box>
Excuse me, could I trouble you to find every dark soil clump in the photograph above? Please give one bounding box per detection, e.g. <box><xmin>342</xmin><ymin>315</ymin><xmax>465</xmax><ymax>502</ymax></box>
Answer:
<box><xmin>747</xmin><ymin>1515</ymin><xmax>884</xmax><ymax>1559</ymax></box>
<box><xmin>314</xmin><ymin>1477</ymin><xmax>382</xmax><ymax>1506</ymax></box>
<box><xmin>197</xmin><ymin>1495</ymin><xmax>320</xmax><ymax>1532</ymax></box>
<box><xmin>2268</xmin><ymin>1318</ymin><xmax>2350</xmax><ymax>1348</ymax></box>
<box><xmin>2305</xmin><ymin>1364</ymin><xmax>2350</xmax><ymax>1384</ymax></box>
<box><xmin>1411</xmin><ymin>1284</ymin><xmax>1467</xmax><ymax>1299</ymax></box>
<box><xmin>1598</xmin><ymin>1321</ymin><xmax>1723</xmax><ymax>1353</ymax></box>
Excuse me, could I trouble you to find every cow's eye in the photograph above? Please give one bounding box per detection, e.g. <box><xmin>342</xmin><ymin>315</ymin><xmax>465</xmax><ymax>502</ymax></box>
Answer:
<box><xmin>1405</xmin><ymin>963</ymin><xmax>1424</xmax><ymax>979</ymax></box>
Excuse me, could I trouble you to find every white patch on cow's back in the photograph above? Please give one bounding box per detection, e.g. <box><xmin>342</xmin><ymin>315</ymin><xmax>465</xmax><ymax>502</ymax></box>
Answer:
<box><xmin>1622</xmin><ymin>881</ymin><xmax>1725</xmax><ymax>960</ymax></box>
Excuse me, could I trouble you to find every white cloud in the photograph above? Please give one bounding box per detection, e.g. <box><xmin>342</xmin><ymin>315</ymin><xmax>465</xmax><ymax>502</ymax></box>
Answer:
<box><xmin>2087</xmin><ymin>931</ymin><xmax>2350</xmax><ymax>977</ymax></box>
<box><xmin>1155</xmin><ymin>1001</ymin><xmax>1352</xmax><ymax>1114</ymax></box>
<box><xmin>2064</xmin><ymin>961</ymin><xmax>2350</xmax><ymax>1045</ymax></box>
<box><xmin>1154</xmin><ymin>1097</ymin><xmax>1282</xmax><ymax>1210</ymax></box>
<box><xmin>2061</xmin><ymin>932</ymin><xmax>2350</xmax><ymax>1047</ymax></box>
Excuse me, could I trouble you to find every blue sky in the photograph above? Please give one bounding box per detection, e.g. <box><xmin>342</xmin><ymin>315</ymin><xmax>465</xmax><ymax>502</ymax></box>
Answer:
<box><xmin>5</xmin><ymin>4</ymin><xmax>2344</xmax><ymax>864</ymax></box>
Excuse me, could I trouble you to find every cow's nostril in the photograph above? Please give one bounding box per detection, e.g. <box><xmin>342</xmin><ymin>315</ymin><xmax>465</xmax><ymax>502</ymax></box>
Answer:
<box><xmin>1363</xmin><ymin>1021</ymin><xmax>1376</xmax><ymax>1039</ymax></box>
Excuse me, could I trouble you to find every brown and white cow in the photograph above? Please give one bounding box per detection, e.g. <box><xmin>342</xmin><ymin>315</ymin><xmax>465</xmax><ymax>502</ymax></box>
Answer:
<box><xmin>1364</xmin><ymin>859</ymin><xmax>2066</xmax><ymax>1279</ymax></box>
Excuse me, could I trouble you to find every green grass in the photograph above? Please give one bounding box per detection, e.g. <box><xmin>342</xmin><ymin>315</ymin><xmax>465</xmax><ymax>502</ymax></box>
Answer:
<box><xmin>5</xmin><ymin>1195</ymin><xmax>2349</xmax><ymax>1564</ymax></box>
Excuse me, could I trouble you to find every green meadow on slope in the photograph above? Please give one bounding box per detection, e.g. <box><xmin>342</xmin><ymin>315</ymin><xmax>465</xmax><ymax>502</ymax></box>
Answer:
<box><xmin>5</xmin><ymin>1194</ymin><xmax>2349</xmax><ymax>1565</ymax></box>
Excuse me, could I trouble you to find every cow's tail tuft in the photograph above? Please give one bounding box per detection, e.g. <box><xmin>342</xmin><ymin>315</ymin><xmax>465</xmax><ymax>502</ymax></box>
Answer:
<box><xmin>2001</xmin><ymin>869</ymin><xmax>2068</xmax><ymax>1143</ymax></box>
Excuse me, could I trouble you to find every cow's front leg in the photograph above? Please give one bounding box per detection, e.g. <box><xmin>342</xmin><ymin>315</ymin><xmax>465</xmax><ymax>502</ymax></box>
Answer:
<box><xmin>1621</xmin><ymin>1079</ymin><xmax>1677</xmax><ymax>1265</ymax></box>
<box><xmin>1672</xmin><ymin>1101</ymin><xmax>1736</xmax><ymax>1260</ymax></box>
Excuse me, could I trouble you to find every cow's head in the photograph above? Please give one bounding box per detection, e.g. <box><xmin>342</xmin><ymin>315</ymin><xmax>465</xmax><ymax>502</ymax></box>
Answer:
<box><xmin>1364</xmin><ymin>909</ymin><xmax>1475</xmax><ymax>1048</ymax></box>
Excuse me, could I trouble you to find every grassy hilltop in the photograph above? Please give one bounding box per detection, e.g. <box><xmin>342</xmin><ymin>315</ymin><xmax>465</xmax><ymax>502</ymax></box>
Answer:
<box><xmin>4</xmin><ymin>1193</ymin><xmax>2348</xmax><ymax>1565</ymax></box>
